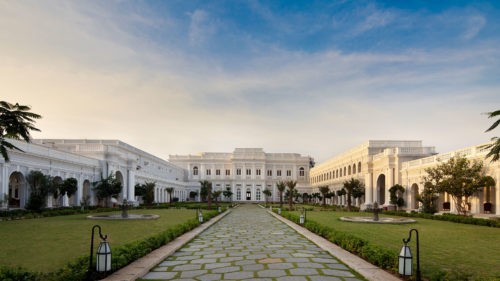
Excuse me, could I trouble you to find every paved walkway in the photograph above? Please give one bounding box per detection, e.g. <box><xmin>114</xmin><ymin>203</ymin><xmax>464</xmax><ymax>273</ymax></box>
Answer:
<box><xmin>140</xmin><ymin>204</ymin><xmax>364</xmax><ymax>281</ymax></box>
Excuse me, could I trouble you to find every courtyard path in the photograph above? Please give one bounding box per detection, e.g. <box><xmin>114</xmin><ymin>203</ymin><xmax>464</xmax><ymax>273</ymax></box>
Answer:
<box><xmin>141</xmin><ymin>204</ymin><xmax>364</xmax><ymax>281</ymax></box>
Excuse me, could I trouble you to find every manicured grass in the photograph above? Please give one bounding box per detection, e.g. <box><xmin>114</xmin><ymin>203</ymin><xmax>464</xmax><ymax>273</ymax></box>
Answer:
<box><xmin>0</xmin><ymin>208</ymin><xmax>196</xmax><ymax>272</ymax></box>
<box><xmin>293</xmin><ymin>210</ymin><xmax>500</xmax><ymax>279</ymax></box>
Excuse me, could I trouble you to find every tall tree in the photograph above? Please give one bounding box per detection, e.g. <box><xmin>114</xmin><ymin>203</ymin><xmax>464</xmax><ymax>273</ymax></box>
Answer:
<box><xmin>318</xmin><ymin>186</ymin><xmax>330</xmax><ymax>208</ymax></box>
<box><xmin>389</xmin><ymin>184</ymin><xmax>405</xmax><ymax>210</ymax></box>
<box><xmin>0</xmin><ymin>101</ymin><xmax>41</xmax><ymax>162</ymax></box>
<box><xmin>263</xmin><ymin>188</ymin><xmax>272</xmax><ymax>206</ymax></box>
<box><xmin>25</xmin><ymin>171</ymin><xmax>49</xmax><ymax>211</ymax></box>
<box><xmin>415</xmin><ymin>181</ymin><xmax>439</xmax><ymax>214</ymax></box>
<box><xmin>277</xmin><ymin>181</ymin><xmax>286</xmax><ymax>209</ymax></box>
<box><xmin>60</xmin><ymin>178</ymin><xmax>78</xmax><ymax>199</ymax></box>
<box><xmin>142</xmin><ymin>182</ymin><xmax>155</xmax><ymax>208</ymax></box>
<box><xmin>223</xmin><ymin>187</ymin><xmax>233</xmax><ymax>202</ymax></box>
<box><xmin>212</xmin><ymin>190</ymin><xmax>222</xmax><ymax>205</ymax></box>
<box><xmin>343</xmin><ymin>178</ymin><xmax>365</xmax><ymax>212</ymax></box>
<box><xmin>484</xmin><ymin>109</ymin><xmax>500</xmax><ymax>162</ymax></box>
<box><xmin>286</xmin><ymin>180</ymin><xmax>297</xmax><ymax>211</ymax></box>
<box><xmin>425</xmin><ymin>155</ymin><xmax>493</xmax><ymax>216</ymax></box>
<box><xmin>199</xmin><ymin>180</ymin><xmax>212</xmax><ymax>210</ymax></box>
<box><xmin>92</xmin><ymin>173</ymin><xmax>123</xmax><ymax>207</ymax></box>
<box><xmin>166</xmin><ymin>187</ymin><xmax>174</xmax><ymax>204</ymax></box>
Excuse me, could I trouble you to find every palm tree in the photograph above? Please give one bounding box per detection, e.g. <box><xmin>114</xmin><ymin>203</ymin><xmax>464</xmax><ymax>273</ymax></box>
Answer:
<box><xmin>343</xmin><ymin>178</ymin><xmax>365</xmax><ymax>212</ymax></box>
<box><xmin>263</xmin><ymin>188</ymin><xmax>272</xmax><ymax>206</ymax></box>
<box><xmin>166</xmin><ymin>187</ymin><xmax>174</xmax><ymax>204</ymax></box>
<box><xmin>484</xmin><ymin>109</ymin><xmax>500</xmax><ymax>162</ymax></box>
<box><xmin>199</xmin><ymin>180</ymin><xmax>212</xmax><ymax>210</ymax></box>
<box><xmin>0</xmin><ymin>101</ymin><xmax>41</xmax><ymax>161</ymax></box>
<box><xmin>286</xmin><ymin>180</ymin><xmax>297</xmax><ymax>211</ymax></box>
<box><xmin>212</xmin><ymin>190</ymin><xmax>222</xmax><ymax>205</ymax></box>
<box><xmin>277</xmin><ymin>181</ymin><xmax>286</xmax><ymax>209</ymax></box>
<box><xmin>318</xmin><ymin>186</ymin><xmax>330</xmax><ymax>208</ymax></box>
<box><xmin>223</xmin><ymin>187</ymin><xmax>233</xmax><ymax>202</ymax></box>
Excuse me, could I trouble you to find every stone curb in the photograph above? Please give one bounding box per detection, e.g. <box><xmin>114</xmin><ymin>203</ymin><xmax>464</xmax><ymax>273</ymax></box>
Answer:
<box><xmin>268</xmin><ymin>210</ymin><xmax>402</xmax><ymax>281</ymax></box>
<box><xmin>101</xmin><ymin>209</ymin><xmax>231</xmax><ymax>281</ymax></box>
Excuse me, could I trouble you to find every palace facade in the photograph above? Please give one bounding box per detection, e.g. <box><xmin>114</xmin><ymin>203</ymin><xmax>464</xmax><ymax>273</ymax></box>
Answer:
<box><xmin>169</xmin><ymin>148</ymin><xmax>312</xmax><ymax>202</ymax></box>
<box><xmin>310</xmin><ymin>140</ymin><xmax>500</xmax><ymax>215</ymax></box>
<box><xmin>2</xmin><ymin>138</ymin><xmax>500</xmax><ymax>216</ymax></box>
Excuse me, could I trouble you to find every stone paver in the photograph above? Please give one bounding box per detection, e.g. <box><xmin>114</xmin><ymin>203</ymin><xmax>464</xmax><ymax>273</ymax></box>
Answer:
<box><xmin>141</xmin><ymin>204</ymin><xmax>364</xmax><ymax>281</ymax></box>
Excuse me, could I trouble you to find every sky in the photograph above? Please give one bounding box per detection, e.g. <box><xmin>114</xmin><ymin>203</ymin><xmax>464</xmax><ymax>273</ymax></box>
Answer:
<box><xmin>1</xmin><ymin>0</ymin><xmax>500</xmax><ymax>163</ymax></box>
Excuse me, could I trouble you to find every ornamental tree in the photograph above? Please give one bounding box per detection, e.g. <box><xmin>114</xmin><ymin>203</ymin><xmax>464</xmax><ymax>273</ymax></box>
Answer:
<box><xmin>286</xmin><ymin>180</ymin><xmax>297</xmax><ymax>211</ymax></box>
<box><xmin>263</xmin><ymin>188</ymin><xmax>272</xmax><ymax>206</ymax></box>
<box><xmin>389</xmin><ymin>184</ymin><xmax>405</xmax><ymax>210</ymax></box>
<box><xmin>484</xmin><ymin>109</ymin><xmax>500</xmax><ymax>162</ymax></box>
<box><xmin>0</xmin><ymin>101</ymin><xmax>41</xmax><ymax>162</ymax></box>
<box><xmin>92</xmin><ymin>173</ymin><xmax>123</xmax><ymax>207</ymax></box>
<box><xmin>318</xmin><ymin>186</ymin><xmax>330</xmax><ymax>207</ymax></box>
<box><xmin>343</xmin><ymin>178</ymin><xmax>365</xmax><ymax>212</ymax></box>
<box><xmin>223</xmin><ymin>187</ymin><xmax>233</xmax><ymax>202</ymax></box>
<box><xmin>277</xmin><ymin>181</ymin><xmax>286</xmax><ymax>209</ymax></box>
<box><xmin>424</xmin><ymin>155</ymin><xmax>493</xmax><ymax>216</ymax></box>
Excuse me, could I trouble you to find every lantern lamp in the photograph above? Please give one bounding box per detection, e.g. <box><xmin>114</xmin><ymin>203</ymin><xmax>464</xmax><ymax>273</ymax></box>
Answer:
<box><xmin>399</xmin><ymin>228</ymin><xmax>421</xmax><ymax>281</ymax></box>
<box><xmin>299</xmin><ymin>213</ymin><xmax>305</xmax><ymax>225</ymax></box>
<box><xmin>198</xmin><ymin>210</ymin><xmax>203</xmax><ymax>223</ymax></box>
<box><xmin>278</xmin><ymin>208</ymin><xmax>281</xmax><ymax>215</ymax></box>
<box><xmin>398</xmin><ymin>244</ymin><xmax>412</xmax><ymax>276</ymax></box>
<box><xmin>96</xmin><ymin>241</ymin><xmax>112</xmax><ymax>272</ymax></box>
<box><xmin>218</xmin><ymin>206</ymin><xmax>222</xmax><ymax>213</ymax></box>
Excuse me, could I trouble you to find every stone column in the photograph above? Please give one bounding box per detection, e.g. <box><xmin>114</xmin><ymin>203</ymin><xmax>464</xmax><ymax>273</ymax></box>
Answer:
<box><xmin>76</xmin><ymin>175</ymin><xmax>84</xmax><ymax>206</ymax></box>
<box><xmin>127</xmin><ymin>169</ymin><xmax>135</xmax><ymax>202</ymax></box>
<box><xmin>385</xmin><ymin>168</ymin><xmax>393</xmax><ymax>205</ymax></box>
<box><xmin>361</xmin><ymin>173</ymin><xmax>373</xmax><ymax>210</ymax></box>
<box><xmin>1</xmin><ymin>163</ymin><xmax>8</xmax><ymax>208</ymax></box>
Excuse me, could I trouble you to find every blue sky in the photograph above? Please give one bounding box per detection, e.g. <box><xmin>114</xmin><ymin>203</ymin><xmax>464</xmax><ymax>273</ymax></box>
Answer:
<box><xmin>1</xmin><ymin>0</ymin><xmax>500</xmax><ymax>162</ymax></box>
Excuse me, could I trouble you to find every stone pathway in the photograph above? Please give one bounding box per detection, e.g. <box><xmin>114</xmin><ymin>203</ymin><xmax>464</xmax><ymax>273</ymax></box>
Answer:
<box><xmin>140</xmin><ymin>204</ymin><xmax>364</xmax><ymax>281</ymax></box>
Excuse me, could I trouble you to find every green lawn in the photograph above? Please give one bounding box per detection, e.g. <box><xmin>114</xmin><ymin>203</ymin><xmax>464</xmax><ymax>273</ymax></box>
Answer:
<box><xmin>0</xmin><ymin>209</ymin><xmax>196</xmax><ymax>272</ymax></box>
<box><xmin>293</xmin><ymin>210</ymin><xmax>500</xmax><ymax>280</ymax></box>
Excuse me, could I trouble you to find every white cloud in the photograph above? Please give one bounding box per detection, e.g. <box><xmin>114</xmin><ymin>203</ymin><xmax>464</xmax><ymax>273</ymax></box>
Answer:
<box><xmin>463</xmin><ymin>14</ymin><xmax>486</xmax><ymax>39</ymax></box>
<box><xmin>187</xmin><ymin>9</ymin><xmax>215</xmax><ymax>46</ymax></box>
<box><xmin>0</xmin><ymin>2</ymin><xmax>498</xmax><ymax>162</ymax></box>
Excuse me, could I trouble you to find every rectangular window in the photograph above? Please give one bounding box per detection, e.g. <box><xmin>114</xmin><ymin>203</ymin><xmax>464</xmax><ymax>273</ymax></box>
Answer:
<box><xmin>267</xmin><ymin>170</ymin><xmax>272</xmax><ymax>176</ymax></box>
<box><xmin>256</xmin><ymin>169</ymin><xmax>261</xmax><ymax>176</ymax></box>
<box><xmin>286</xmin><ymin>170</ymin><xmax>291</xmax><ymax>176</ymax></box>
<box><xmin>277</xmin><ymin>170</ymin><xmax>282</xmax><ymax>176</ymax></box>
<box><xmin>246</xmin><ymin>169</ymin><xmax>251</xmax><ymax>175</ymax></box>
<box><xmin>225</xmin><ymin>169</ymin><xmax>230</xmax><ymax>176</ymax></box>
<box><xmin>216</xmin><ymin>169</ymin><xmax>220</xmax><ymax>175</ymax></box>
<box><xmin>236</xmin><ymin>169</ymin><xmax>241</xmax><ymax>175</ymax></box>
<box><xmin>236</xmin><ymin>189</ymin><xmax>241</xmax><ymax>200</ymax></box>
<box><xmin>206</xmin><ymin>169</ymin><xmax>211</xmax><ymax>175</ymax></box>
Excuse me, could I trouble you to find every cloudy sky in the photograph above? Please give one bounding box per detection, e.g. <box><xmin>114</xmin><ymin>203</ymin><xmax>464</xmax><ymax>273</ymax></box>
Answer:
<box><xmin>1</xmin><ymin>0</ymin><xmax>499</xmax><ymax>162</ymax></box>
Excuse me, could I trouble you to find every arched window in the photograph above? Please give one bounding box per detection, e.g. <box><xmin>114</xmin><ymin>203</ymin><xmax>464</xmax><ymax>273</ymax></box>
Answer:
<box><xmin>352</xmin><ymin>164</ymin><xmax>356</xmax><ymax>174</ymax></box>
<box><xmin>193</xmin><ymin>166</ymin><xmax>198</xmax><ymax>176</ymax></box>
<box><xmin>299</xmin><ymin>167</ymin><xmax>305</xmax><ymax>177</ymax></box>
<box><xmin>344</xmin><ymin>167</ymin><xmax>346</xmax><ymax>176</ymax></box>
<box><xmin>336</xmin><ymin>170</ymin><xmax>338</xmax><ymax>178</ymax></box>
<box><xmin>348</xmin><ymin>166</ymin><xmax>351</xmax><ymax>175</ymax></box>
<box><xmin>339</xmin><ymin>169</ymin><xmax>342</xmax><ymax>177</ymax></box>
<box><xmin>358</xmin><ymin>162</ymin><xmax>361</xmax><ymax>173</ymax></box>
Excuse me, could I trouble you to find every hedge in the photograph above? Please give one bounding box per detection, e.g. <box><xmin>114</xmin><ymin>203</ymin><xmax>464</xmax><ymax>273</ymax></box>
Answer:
<box><xmin>275</xmin><ymin>210</ymin><xmax>398</xmax><ymax>274</ymax></box>
<box><xmin>383</xmin><ymin>210</ymin><xmax>500</xmax><ymax>228</ymax></box>
<box><xmin>0</xmin><ymin>202</ymin><xmax>232</xmax><ymax>221</ymax></box>
<box><xmin>0</xmin><ymin>209</ymin><xmax>223</xmax><ymax>281</ymax></box>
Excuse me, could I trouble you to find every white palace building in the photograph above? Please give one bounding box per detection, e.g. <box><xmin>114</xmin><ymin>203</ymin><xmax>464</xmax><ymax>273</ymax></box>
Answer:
<box><xmin>1</xmin><ymin>138</ymin><xmax>500</xmax><ymax>216</ymax></box>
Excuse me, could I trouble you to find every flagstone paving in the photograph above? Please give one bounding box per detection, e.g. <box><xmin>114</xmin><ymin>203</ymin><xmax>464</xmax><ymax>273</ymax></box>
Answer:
<box><xmin>140</xmin><ymin>204</ymin><xmax>365</xmax><ymax>281</ymax></box>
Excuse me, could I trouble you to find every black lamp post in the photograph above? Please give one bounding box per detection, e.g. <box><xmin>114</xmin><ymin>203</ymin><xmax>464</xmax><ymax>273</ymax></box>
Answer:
<box><xmin>399</xmin><ymin>228</ymin><xmax>421</xmax><ymax>281</ymax></box>
<box><xmin>87</xmin><ymin>225</ymin><xmax>111</xmax><ymax>281</ymax></box>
